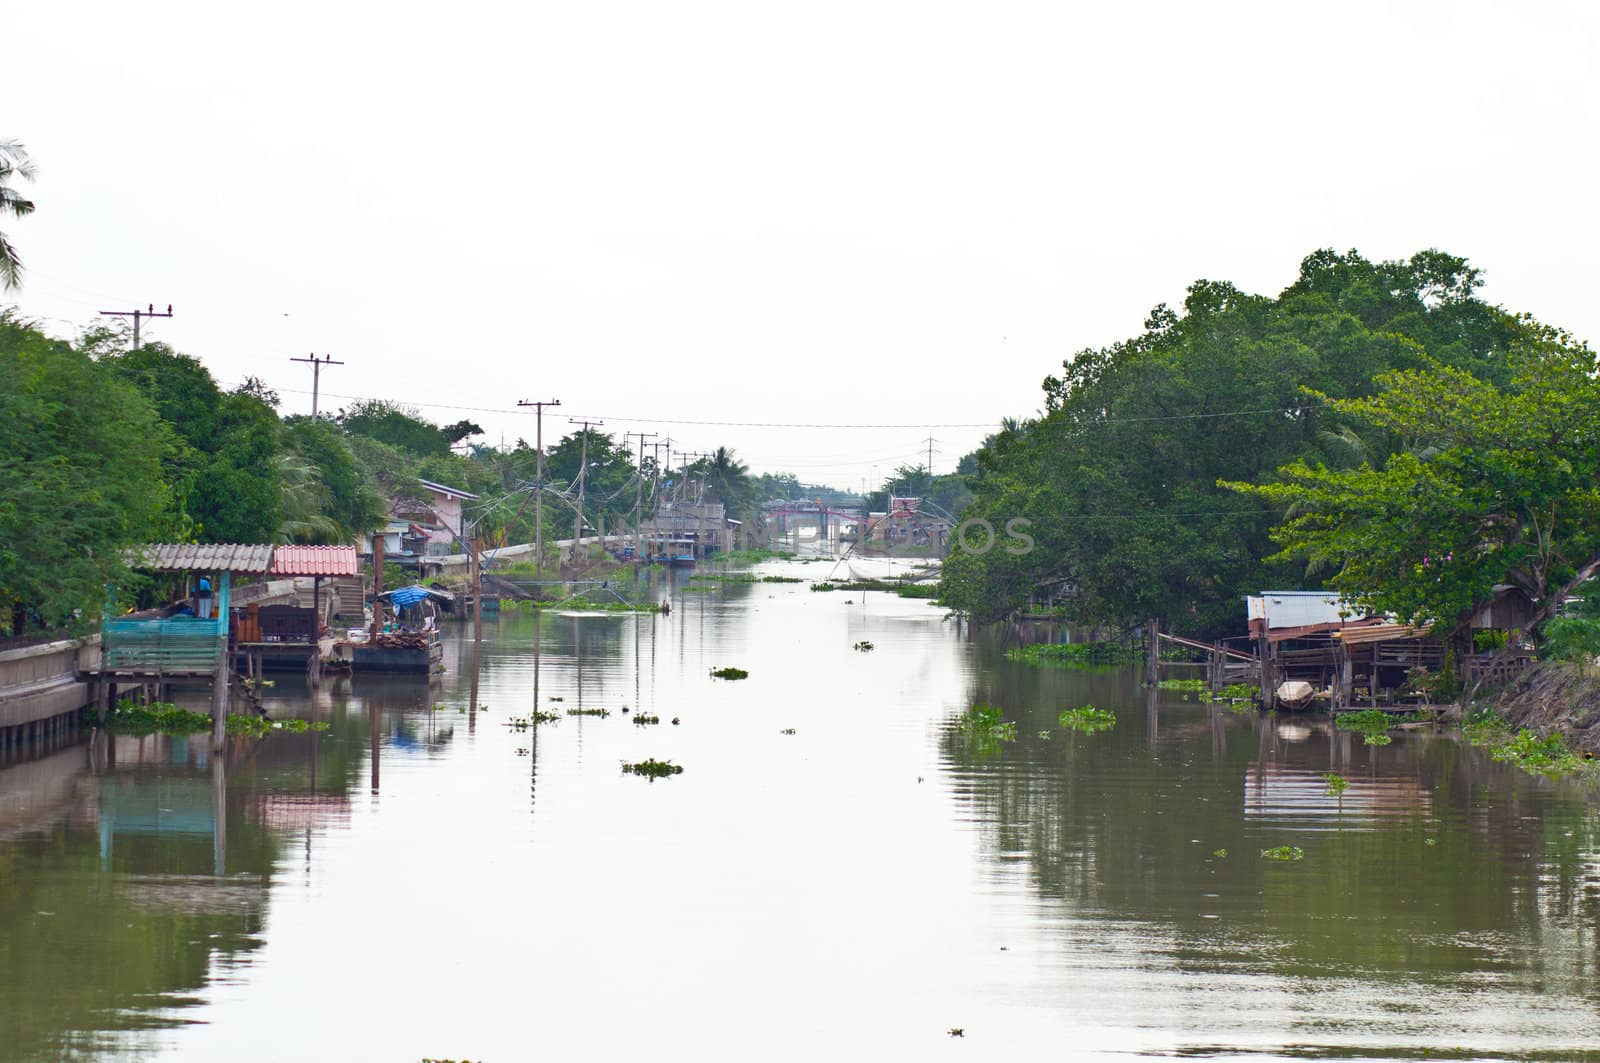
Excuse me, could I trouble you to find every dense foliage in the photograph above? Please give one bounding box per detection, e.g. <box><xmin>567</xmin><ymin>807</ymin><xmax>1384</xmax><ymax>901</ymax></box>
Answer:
<box><xmin>0</xmin><ymin>313</ymin><xmax>176</xmax><ymax>631</ymax></box>
<box><xmin>0</xmin><ymin>312</ymin><xmax>826</xmax><ymax>635</ymax></box>
<box><xmin>1226</xmin><ymin>325</ymin><xmax>1600</xmax><ymax>643</ymax></box>
<box><xmin>942</xmin><ymin>249</ymin><xmax>1527</xmax><ymax>636</ymax></box>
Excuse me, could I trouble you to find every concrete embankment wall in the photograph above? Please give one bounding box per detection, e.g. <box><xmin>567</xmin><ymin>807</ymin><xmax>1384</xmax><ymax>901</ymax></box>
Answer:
<box><xmin>0</xmin><ymin>637</ymin><xmax>98</xmax><ymax>757</ymax></box>
<box><xmin>0</xmin><ymin>638</ymin><xmax>99</xmax><ymax>729</ymax></box>
<box><xmin>0</xmin><ymin>579</ymin><xmax>302</xmax><ymax>757</ymax></box>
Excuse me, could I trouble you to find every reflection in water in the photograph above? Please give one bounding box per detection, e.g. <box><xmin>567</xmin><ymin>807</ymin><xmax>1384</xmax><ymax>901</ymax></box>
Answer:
<box><xmin>946</xmin><ymin>638</ymin><xmax>1600</xmax><ymax>1057</ymax></box>
<box><xmin>0</xmin><ymin>571</ymin><xmax>1599</xmax><ymax>1061</ymax></box>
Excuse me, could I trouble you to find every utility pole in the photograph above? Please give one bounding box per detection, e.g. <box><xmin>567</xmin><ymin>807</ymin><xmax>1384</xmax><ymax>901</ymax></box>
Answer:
<box><xmin>517</xmin><ymin>398</ymin><xmax>561</xmax><ymax>575</ymax></box>
<box><xmin>924</xmin><ymin>435</ymin><xmax>937</xmax><ymax>476</ymax></box>
<box><xmin>647</xmin><ymin>440</ymin><xmax>669</xmax><ymax>563</ymax></box>
<box><xmin>289</xmin><ymin>353</ymin><xmax>345</xmax><ymax>418</ymax></box>
<box><xmin>99</xmin><ymin>303</ymin><xmax>173</xmax><ymax>351</ymax></box>
<box><xmin>627</xmin><ymin>432</ymin><xmax>657</xmax><ymax>562</ymax></box>
<box><xmin>469</xmin><ymin>529</ymin><xmax>483</xmax><ymax>645</ymax></box>
<box><xmin>568</xmin><ymin>419</ymin><xmax>603</xmax><ymax>562</ymax></box>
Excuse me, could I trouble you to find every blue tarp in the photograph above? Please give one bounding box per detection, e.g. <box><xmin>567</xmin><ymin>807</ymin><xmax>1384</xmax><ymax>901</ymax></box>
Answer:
<box><xmin>386</xmin><ymin>585</ymin><xmax>431</xmax><ymax>607</ymax></box>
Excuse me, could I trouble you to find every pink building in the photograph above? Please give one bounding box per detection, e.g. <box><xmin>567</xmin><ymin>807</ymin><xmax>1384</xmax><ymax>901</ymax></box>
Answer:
<box><xmin>364</xmin><ymin>479</ymin><xmax>478</xmax><ymax>559</ymax></box>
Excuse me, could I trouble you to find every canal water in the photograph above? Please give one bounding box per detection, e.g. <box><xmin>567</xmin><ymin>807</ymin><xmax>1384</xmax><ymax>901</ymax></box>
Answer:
<box><xmin>2</xmin><ymin>561</ymin><xmax>1599</xmax><ymax>1061</ymax></box>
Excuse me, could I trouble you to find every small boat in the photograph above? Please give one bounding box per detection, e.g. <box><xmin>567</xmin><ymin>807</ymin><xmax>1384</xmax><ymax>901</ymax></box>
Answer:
<box><xmin>352</xmin><ymin>585</ymin><xmax>447</xmax><ymax>674</ymax></box>
<box><xmin>1276</xmin><ymin>680</ymin><xmax>1315</xmax><ymax>707</ymax></box>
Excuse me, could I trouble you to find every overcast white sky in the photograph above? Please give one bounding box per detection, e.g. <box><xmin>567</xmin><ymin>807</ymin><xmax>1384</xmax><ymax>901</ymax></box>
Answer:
<box><xmin>8</xmin><ymin>1</ymin><xmax>1598</xmax><ymax>490</ymax></box>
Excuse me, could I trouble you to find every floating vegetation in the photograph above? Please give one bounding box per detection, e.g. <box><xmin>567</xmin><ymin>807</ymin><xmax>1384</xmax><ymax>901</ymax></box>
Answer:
<box><xmin>957</xmin><ymin>705</ymin><xmax>1018</xmax><ymax>755</ymax></box>
<box><xmin>895</xmin><ymin>583</ymin><xmax>940</xmax><ymax>599</ymax></box>
<box><xmin>1206</xmin><ymin>682</ymin><xmax>1260</xmax><ymax>706</ymax></box>
<box><xmin>565</xmin><ymin>707</ymin><xmax>611</xmax><ymax>718</ymax></box>
<box><xmin>710</xmin><ymin>666</ymin><xmax>749</xmax><ymax>680</ymax></box>
<box><xmin>632</xmin><ymin>714</ymin><xmax>661</xmax><ymax>726</ymax></box>
<box><xmin>1464</xmin><ymin>712</ymin><xmax>1592</xmax><ymax>777</ymax></box>
<box><xmin>688</xmin><ymin>573</ymin><xmax>804</xmax><ymax>584</ymax></box>
<box><xmin>1006</xmin><ymin>641</ymin><xmax>1138</xmax><ymax>669</ymax></box>
<box><xmin>1157</xmin><ymin>678</ymin><xmax>1208</xmax><ymax>692</ymax></box>
<box><xmin>853</xmin><ymin>640</ymin><xmax>875</xmax><ymax>652</ymax></box>
<box><xmin>1057</xmin><ymin>705</ymin><xmax>1117</xmax><ymax>733</ymax></box>
<box><xmin>1335</xmin><ymin>708</ymin><xmax>1424</xmax><ymax>745</ymax></box>
<box><xmin>1212</xmin><ymin>848</ymin><xmax>1228</xmax><ymax>859</ymax></box>
<box><xmin>1036</xmin><ymin>730</ymin><xmax>1053</xmax><ymax>740</ymax></box>
<box><xmin>270</xmin><ymin>718</ymin><xmax>329</xmax><ymax>734</ymax></box>
<box><xmin>1157</xmin><ymin>679</ymin><xmax>1258</xmax><ymax>707</ymax></box>
<box><xmin>1260</xmin><ymin>846</ymin><xmax>1305</xmax><ymax>861</ymax></box>
<box><xmin>716</xmin><ymin>547</ymin><xmax>795</xmax><ymax>564</ymax></box>
<box><xmin>1324</xmin><ymin>772</ymin><xmax>1349</xmax><ymax>799</ymax></box>
<box><xmin>507</xmin><ymin>712</ymin><xmax>562</xmax><ymax>729</ymax></box>
<box><xmin>622</xmin><ymin>758</ymin><xmax>684</xmax><ymax>779</ymax></box>
<box><xmin>810</xmin><ymin>579</ymin><xmax>901</xmax><ymax>593</ymax></box>
<box><xmin>519</xmin><ymin>596</ymin><xmax>663</xmax><ymax>613</ymax></box>
<box><xmin>96</xmin><ymin>702</ymin><xmax>325</xmax><ymax>738</ymax></box>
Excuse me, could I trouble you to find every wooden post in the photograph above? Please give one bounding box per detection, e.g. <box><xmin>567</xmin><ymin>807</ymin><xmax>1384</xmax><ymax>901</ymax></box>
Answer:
<box><xmin>211</xmin><ymin>573</ymin><xmax>231</xmax><ymax>752</ymax></box>
<box><xmin>470</xmin><ymin>534</ymin><xmax>483</xmax><ymax>645</ymax></box>
<box><xmin>1258</xmin><ymin>636</ymin><xmax>1276</xmax><ymax>711</ymax></box>
<box><xmin>371</xmin><ymin>531</ymin><xmax>385</xmax><ymax>639</ymax></box>
<box><xmin>1146</xmin><ymin>618</ymin><xmax>1160</xmax><ymax>685</ymax></box>
<box><xmin>1371</xmin><ymin>644</ymin><xmax>1379</xmax><ymax>708</ymax></box>
<box><xmin>1338</xmin><ymin>644</ymin><xmax>1352</xmax><ymax>710</ymax></box>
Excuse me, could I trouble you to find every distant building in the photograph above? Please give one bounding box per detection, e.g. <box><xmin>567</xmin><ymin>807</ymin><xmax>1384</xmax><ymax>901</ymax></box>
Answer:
<box><xmin>862</xmin><ymin>496</ymin><xmax>952</xmax><ymax>552</ymax></box>
<box><xmin>363</xmin><ymin>479</ymin><xmax>478</xmax><ymax>560</ymax></box>
<box><xmin>640</xmin><ymin>501</ymin><xmax>734</xmax><ymax>561</ymax></box>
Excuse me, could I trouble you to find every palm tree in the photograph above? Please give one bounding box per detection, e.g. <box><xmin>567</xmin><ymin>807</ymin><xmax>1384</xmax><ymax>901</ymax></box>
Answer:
<box><xmin>275</xmin><ymin>453</ymin><xmax>341</xmax><ymax>544</ymax></box>
<box><xmin>0</xmin><ymin>140</ymin><xmax>37</xmax><ymax>291</ymax></box>
<box><xmin>687</xmin><ymin>446</ymin><xmax>754</xmax><ymax>523</ymax></box>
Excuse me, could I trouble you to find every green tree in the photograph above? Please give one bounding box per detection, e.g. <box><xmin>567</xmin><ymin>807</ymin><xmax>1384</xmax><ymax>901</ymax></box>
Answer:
<box><xmin>274</xmin><ymin>453</ymin><xmax>340</xmax><ymax>543</ymax></box>
<box><xmin>104</xmin><ymin>345</ymin><xmax>284</xmax><ymax>543</ymax></box>
<box><xmin>545</xmin><ymin>429</ymin><xmax>643</xmax><ymax>532</ymax></box>
<box><xmin>282</xmin><ymin>417</ymin><xmax>385</xmax><ymax>539</ymax></box>
<box><xmin>0</xmin><ymin>313</ymin><xmax>176</xmax><ymax>632</ymax></box>
<box><xmin>1225</xmin><ymin>325</ymin><xmax>1600</xmax><ymax>646</ymax></box>
<box><xmin>942</xmin><ymin>249</ymin><xmax>1524</xmax><ymax>634</ymax></box>
<box><xmin>690</xmin><ymin>446</ymin><xmax>755</xmax><ymax>522</ymax></box>
<box><xmin>339</xmin><ymin>400</ymin><xmax>451</xmax><ymax>457</ymax></box>
<box><xmin>0</xmin><ymin>140</ymin><xmax>36</xmax><ymax>290</ymax></box>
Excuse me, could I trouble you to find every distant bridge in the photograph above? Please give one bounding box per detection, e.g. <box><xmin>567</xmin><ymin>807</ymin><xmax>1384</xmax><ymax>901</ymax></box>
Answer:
<box><xmin>763</xmin><ymin>503</ymin><xmax>862</xmax><ymax>537</ymax></box>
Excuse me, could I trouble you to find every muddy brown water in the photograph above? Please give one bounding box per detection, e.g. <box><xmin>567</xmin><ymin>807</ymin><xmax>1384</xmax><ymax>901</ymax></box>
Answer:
<box><xmin>2</xmin><ymin>563</ymin><xmax>1598</xmax><ymax>1061</ymax></box>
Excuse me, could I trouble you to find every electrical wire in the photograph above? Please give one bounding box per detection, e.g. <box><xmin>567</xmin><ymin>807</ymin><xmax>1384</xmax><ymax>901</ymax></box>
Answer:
<box><xmin>239</xmin><ymin>379</ymin><xmax>1322</xmax><ymax>431</ymax></box>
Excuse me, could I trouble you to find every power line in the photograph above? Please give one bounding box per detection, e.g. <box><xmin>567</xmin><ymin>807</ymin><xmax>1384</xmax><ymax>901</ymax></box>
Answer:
<box><xmin>233</xmin><ymin>380</ymin><xmax>1323</xmax><ymax>430</ymax></box>
<box><xmin>99</xmin><ymin>303</ymin><xmax>173</xmax><ymax>350</ymax></box>
<box><xmin>288</xmin><ymin>353</ymin><xmax>344</xmax><ymax>418</ymax></box>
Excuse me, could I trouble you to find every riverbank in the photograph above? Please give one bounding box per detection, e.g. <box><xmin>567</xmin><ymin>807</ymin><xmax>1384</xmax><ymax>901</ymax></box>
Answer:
<box><xmin>1487</xmin><ymin>661</ymin><xmax>1600</xmax><ymax>755</ymax></box>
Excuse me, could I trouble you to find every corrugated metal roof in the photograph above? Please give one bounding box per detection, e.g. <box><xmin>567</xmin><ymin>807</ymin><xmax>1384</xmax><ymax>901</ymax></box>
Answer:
<box><xmin>271</xmin><ymin>545</ymin><xmax>360</xmax><ymax>577</ymax></box>
<box><xmin>131</xmin><ymin>543</ymin><xmax>276</xmax><ymax>572</ymax></box>
<box><xmin>1257</xmin><ymin>591</ymin><xmax>1360</xmax><ymax>630</ymax></box>
<box><xmin>417</xmin><ymin>479</ymin><xmax>478</xmax><ymax>500</ymax></box>
<box><xmin>1333</xmin><ymin>622</ymin><xmax>1433</xmax><ymax>645</ymax></box>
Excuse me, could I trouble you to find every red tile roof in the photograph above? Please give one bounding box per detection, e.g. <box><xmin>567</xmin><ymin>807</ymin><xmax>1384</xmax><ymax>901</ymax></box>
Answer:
<box><xmin>270</xmin><ymin>545</ymin><xmax>360</xmax><ymax>577</ymax></box>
